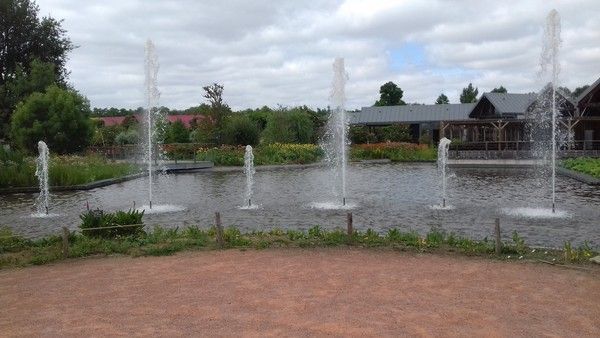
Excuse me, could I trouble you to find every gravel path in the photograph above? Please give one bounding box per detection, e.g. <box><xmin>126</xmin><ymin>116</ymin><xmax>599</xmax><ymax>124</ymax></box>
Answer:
<box><xmin>1</xmin><ymin>249</ymin><xmax>598</xmax><ymax>337</ymax></box>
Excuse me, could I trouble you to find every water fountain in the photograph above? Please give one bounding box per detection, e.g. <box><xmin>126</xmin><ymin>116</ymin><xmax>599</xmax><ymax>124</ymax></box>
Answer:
<box><xmin>437</xmin><ymin>137</ymin><xmax>451</xmax><ymax>208</ymax></box>
<box><xmin>320</xmin><ymin>57</ymin><xmax>349</xmax><ymax>208</ymax></box>
<box><xmin>540</xmin><ymin>9</ymin><xmax>561</xmax><ymax>214</ymax></box>
<box><xmin>34</xmin><ymin>141</ymin><xmax>50</xmax><ymax>215</ymax></box>
<box><xmin>137</xmin><ymin>40</ymin><xmax>184</xmax><ymax>214</ymax></box>
<box><xmin>243</xmin><ymin>145</ymin><xmax>255</xmax><ymax>208</ymax></box>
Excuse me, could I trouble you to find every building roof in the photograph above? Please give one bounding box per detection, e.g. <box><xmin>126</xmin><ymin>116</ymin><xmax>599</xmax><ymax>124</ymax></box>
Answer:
<box><xmin>469</xmin><ymin>93</ymin><xmax>537</xmax><ymax>118</ymax></box>
<box><xmin>351</xmin><ymin>103</ymin><xmax>476</xmax><ymax>125</ymax></box>
<box><xmin>576</xmin><ymin>76</ymin><xmax>600</xmax><ymax>104</ymax></box>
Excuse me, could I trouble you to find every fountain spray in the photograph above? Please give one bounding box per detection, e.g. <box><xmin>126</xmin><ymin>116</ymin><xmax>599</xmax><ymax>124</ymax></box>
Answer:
<box><xmin>144</xmin><ymin>39</ymin><xmax>160</xmax><ymax>210</ymax></box>
<box><xmin>322</xmin><ymin>57</ymin><xmax>349</xmax><ymax>207</ymax></box>
<box><xmin>244</xmin><ymin>145</ymin><xmax>255</xmax><ymax>207</ymax></box>
<box><xmin>35</xmin><ymin>141</ymin><xmax>50</xmax><ymax>215</ymax></box>
<box><xmin>541</xmin><ymin>9</ymin><xmax>561</xmax><ymax>213</ymax></box>
<box><xmin>437</xmin><ymin>138</ymin><xmax>452</xmax><ymax>208</ymax></box>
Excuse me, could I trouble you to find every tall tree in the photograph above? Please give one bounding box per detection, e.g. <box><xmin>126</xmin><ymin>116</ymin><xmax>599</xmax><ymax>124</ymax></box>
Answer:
<box><xmin>460</xmin><ymin>83</ymin><xmax>479</xmax><ymax>103</ymax></box>
<box><xmin>374</xmin><ymin>81</ymin><xmax>406</xmax><ymax>106</ymax></box>
<box><xmin>491</xmin><ymin>86</ymin><xmax>507</xmax><ymax>93</ymax></box>
<box><xmin>0</xmin><ymin>0</ymin><xmax>74</xmax><ymax>139</ymax></box>
<box><xmin>572</xmin><ymin>85</ymin><xmax>590</xmax><ymax>99</ymax></box>
<box><xmin>435</xmin><ymin>93</ymin><xmax>449</xmax><ymax>104</ymax></box>
<box><xmin>202</xmin><ymin>83</ymin><xmax>230</xmax><ymax>144</ymax></box>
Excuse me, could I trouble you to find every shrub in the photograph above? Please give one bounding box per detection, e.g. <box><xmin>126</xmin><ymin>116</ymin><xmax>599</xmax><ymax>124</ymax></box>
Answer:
<box><xmin>79</xmin><ymin>209</ymin><xmax>144</xmax><ymax>238</ymax></box>
<box><xmin>562</xmin><ymin>158</ymin><xmax>600</xmax><ymax>178</ymax></box>
<box><xmin>165</xmin><ymin>120</ymin><xmax>190</xmax><ymax>144</ymax></box>
<box><xmin>114</xmin><ymin>129</ymin><xmax>139</xmax><ymax>145</ymax></box>
<box><xmin>262</xmin><ymin>109</ymin><xmax>314</xmax><ymax>144</ymax></box>
<box><xmin>222</xmin><ymin>114</ymin><xmax>260</xmax><ymax>146</ymax></box>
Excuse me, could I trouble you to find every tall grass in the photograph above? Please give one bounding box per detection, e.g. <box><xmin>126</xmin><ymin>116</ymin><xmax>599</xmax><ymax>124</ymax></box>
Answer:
<box><xmin>350</xmin><ymin>142</ymin><xmax>436</xmax><ymax>161</ymax></box>
<box><xmin>0</xmin><ymin>148</ymin><xmax>136</xmax><ymax>188</ymax></box>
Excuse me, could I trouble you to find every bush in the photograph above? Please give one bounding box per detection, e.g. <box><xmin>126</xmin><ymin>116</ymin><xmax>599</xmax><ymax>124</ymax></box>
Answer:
<box><xmin>114</xmin><ymin>129</ymin><xmax>139</xmax><ymax>145</ymax></box>
<box><xmin>164</xmin><ymin>120</ymin><xmax>190</xmax><ymax>144</ymax></box>
<box><xmin>196</xmin><ymin>143</ymin><xmax>323</xmax><ymax>166</ymax></box>
<box><xmin>222</xmin><ymin>114</ymin><xmax>260</xmax><ymax>146</ymax></box>
<box><xmin>79</xmin><ymin>209</ymin><xmax>145</xmax><ymax>238</ymax></box>
<box><xmin>562</xmin><ymin>158</ymin><xmax>600</xmax><ymax>178</ymax></box>
<box><xmin>262</xmin><ymin>109</ymin><xmax>314</xmax><ymax>144</ymax></box>
<box><xmin>10</xmin><ymin>85</ymin><xmax>93</xmax><ymax>154</ymax></box>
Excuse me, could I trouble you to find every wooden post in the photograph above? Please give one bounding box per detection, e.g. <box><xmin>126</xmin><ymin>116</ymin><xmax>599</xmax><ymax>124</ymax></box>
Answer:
<box><xmin>347</xmin><ymin>212</ymin><xmax>353</xmax><ymax>243</ymax></box>
<box><xmin>215</xmin><ymin>212</ymin><xmax>224</xmax><ymax>248</ymax></box>
<box><xmin>494</xmin><ymin>218</ymin><xmax>501</xmax><ymax>255</ymax></box>
<box><xmin>61</xmin><ymin>227</ymin><xmax>69</xmax><ymax>258</ymax></box>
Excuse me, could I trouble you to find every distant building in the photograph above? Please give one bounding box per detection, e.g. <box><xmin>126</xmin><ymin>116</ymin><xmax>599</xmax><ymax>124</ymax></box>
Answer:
<box><xmin>351</xmin><ymin>77</ymin><xmax>600</xmax><ymax>155</ymax></box>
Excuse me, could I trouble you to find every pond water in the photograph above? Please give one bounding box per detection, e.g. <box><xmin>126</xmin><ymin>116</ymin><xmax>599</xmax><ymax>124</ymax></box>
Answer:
<box><xmin>1</xmin><ymin>163</ymin><xmax>598</xmax><ymax>248</ymax></box>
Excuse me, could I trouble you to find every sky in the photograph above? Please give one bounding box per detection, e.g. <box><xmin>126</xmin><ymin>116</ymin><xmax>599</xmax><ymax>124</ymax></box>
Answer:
<box><xmin>36</xmin><ymin>0</ymin><xmax>600</xmax><ymax>111</ymax></box>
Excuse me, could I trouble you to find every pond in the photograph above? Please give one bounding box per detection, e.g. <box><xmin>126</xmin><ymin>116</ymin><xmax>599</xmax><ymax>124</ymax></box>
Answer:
<box><xmin>1</xmin><ymin>163</ymin><xmax>598</xmax><ymax>248</ymax></box>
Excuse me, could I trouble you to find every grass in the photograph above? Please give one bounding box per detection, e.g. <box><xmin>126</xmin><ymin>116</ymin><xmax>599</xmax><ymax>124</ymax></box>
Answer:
<box><xmin>562</xmin><ymin>157</ymin><xmax>600</xmax><ymax>179</ymax></box>
<box><xmin>0</xmin><ymin>149</ymin><xmax>137</xmax><ymax>188</ymax></box>
<box><xmin>196</xmin><ymin>142</ymin><xmax>437</xmax><ymax>166</ymax></box>
<box><xmin>1</xmin><ymin>225</ymin><xmax>596</xmax><ymax>270</ymax></box>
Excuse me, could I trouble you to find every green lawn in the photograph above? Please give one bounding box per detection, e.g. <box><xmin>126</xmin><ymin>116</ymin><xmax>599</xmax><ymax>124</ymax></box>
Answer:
<box><xmin>562</xmin><ymin>157</ymin><xmax>600</xmax><ymax>179</ymax></box>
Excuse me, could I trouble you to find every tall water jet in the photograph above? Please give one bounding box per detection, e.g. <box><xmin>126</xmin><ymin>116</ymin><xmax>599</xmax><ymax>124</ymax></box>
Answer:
<box><xmin>144</xmin><ymin>39</ymin><xmax>160</xmax><ymax>210</ymax></box>
<box><xmin>35</xmin><ymin>141</ymin><xmax>50</xmax><ymax>215</ymax></box>
<box><xmin>244</xmin><ymin>145</ymin><xmax>255</xmax><ymax>207</ymax></box>
<box><xmin>321</xmin><ymin>57</ymin><xmax>349</xmax><ymax>207</ymax></box>
<box><xmin>437</xmin><ymin>137</ymin><xmax>451</xmax><ymax>208</ymax></box>
<box><xmin>540</xmin><ymin>9</ymin><xmax>561</xmax><ymax>213</ymax></box>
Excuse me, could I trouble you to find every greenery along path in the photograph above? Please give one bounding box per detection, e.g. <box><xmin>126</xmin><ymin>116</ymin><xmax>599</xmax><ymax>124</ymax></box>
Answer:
<box><xmin>1</xmin><ymin>249</ymin><xmax>598</xmax><ymax>336</ymax></box>
<box><xmin>1</xmin><ymin>224</ymin><xmax>596</xmax><ymax>269</ymax></box>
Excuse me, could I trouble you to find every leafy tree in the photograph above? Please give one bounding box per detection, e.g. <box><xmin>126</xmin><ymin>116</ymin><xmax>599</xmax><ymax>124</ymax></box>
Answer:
<box><xmin>10</xmin><ymin>85</ymin><xmax>92</xmax><ymax>154</ymax></box>
<box><xmin>572</xmin><ymin>85</ymin><xmax>590</xmax><ymax>99</ymax></box>
<box><xmin>374</xmin><ymin>81</ymin><xmax>406</xmax><ymax>106</ymax></box>
<box><xmin>491</xmin><ymin>86</ymin><xmax>507</xmax><ymax>93</ymax></box>
<box><xmin>1</xmin><ymin>0</ymin><xmax>74</xmax><ymax>139</ymax></box>
<box><xmin>460</xmin><ymin>83</ymin><xmax>479</xmax><ymax>103</ymax></box>
<box><xmin>435</xmin><ymin>93</ymin><xmax>449</xmax><ymax>104</ymax></box>
<box><xmin>222</xmin><ymin>114</ymin><xmax>260</xmax><ymax>146</ymax></box>
<box><xmin>165</xmin><ymin>120</ymin><xmax>190</xmax><ymax>143</ymax></box>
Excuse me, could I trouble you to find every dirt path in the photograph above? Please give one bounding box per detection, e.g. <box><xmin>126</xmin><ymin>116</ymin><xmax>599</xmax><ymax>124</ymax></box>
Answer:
<box><xmin>1</xmin><ymin>249</ymin><xmax>599</xmax><ymax>337</ymax></box>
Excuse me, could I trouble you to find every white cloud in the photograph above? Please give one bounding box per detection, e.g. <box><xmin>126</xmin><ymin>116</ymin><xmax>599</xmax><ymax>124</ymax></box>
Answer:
<box><xmin>36</xmin><ymin>0</ymin><xmax>600</xmax><ymax>110</ymax></box>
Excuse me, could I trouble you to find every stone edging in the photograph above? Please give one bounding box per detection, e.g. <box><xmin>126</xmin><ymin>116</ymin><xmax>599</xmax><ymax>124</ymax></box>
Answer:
<box><xmin>556</xmin><ymin>167</ymin><xmax>600</xmax><ymax>185</ymax></box>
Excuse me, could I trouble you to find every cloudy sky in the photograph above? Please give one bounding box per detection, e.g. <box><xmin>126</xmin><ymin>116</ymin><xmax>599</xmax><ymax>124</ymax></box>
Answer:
<box><xmin>36</xmin><ymin>0</ymin><xmax>600</xmax><ymax>111</ymax></box>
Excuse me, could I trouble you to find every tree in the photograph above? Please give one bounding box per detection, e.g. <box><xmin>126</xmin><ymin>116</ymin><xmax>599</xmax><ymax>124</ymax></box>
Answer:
<box><xmin>491</xmin><ymin>86</ymin><xmax>507</xmax><ymax>93</ymax></box>
<box><xmin>460</xmin><ymin>83</ymin><xmax>479</xmax><ymax>103</ymax></box>
<box><xmin>374</xmin><ymin>81</ymin><xmax>406</xmax><ymax>106</ymax></box>
<box><xmin>202</xmin><ymin>83</ymin><xmax>231</xmax><ymax>143</ymax></box>
<box><xmin>10</xmin><ymin>85</ymin><xmax>92</xmax><ymax>153</ymax></box>
<box><xmin>435</xmin><ymin>93</ymin><xmax>449</xmax><ymax>104</ymax></box>
<box><xmin>1</xmin><ymin>0</ymin><xmax>74</xmax><ymax>139</ymax></box>
<box><xmin>572</xmin><ymin>85</ymin><xmax>590</xmax><ymax>99</ymax></box>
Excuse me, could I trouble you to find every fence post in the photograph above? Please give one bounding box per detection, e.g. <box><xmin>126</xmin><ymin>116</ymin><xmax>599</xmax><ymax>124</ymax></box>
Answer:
<box><xmin>61</xmin><ymin>227</ymin><xmax>69</xmax><ymax>258</ymax></box>
<box><xmin>494</xmin><ymin>218</ymin><xmax>501</xmax><ymax>255</ymax></box>
<box><xmin>347</xmin><ymin>212</ymin><xmax>353</xmax><ymax>243</ymax></box>
<box><xmin>215</xmin><ymin>212</ymin><xmax>224</xmax><ymax>248</ymax></box>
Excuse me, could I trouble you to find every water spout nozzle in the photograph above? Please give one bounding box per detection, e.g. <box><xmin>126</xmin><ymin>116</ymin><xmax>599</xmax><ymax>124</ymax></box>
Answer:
<box><xmin>443</xmin><ymin>198</ymin><xmax>446</xmax><ymax>208</ymax></box>
<box><xmin>552</xmin><ymin>202</ymin><xmax>555</xmax><ymax>213</ymax></box>
<box><xmin>86</xmin><ymin>201</ymin><xmax>90</xmax><ymax>211</ymax></box>
<box><xmin>342</xmin><ymin>197</ymin><xmax>346</xmax><ymax>206</ymax></box>
<box><xmin>149</xmin><ymin>200</ymin><xmax>153</xmax><ymax>209</ymax></box>
<box><xmin>45</xmin><ymin>205</ymin><xmax>49</xmax><ymax>215</ymax></box>
<box><xmin>248</xmin><ymin>199</ymin><xmax>252</xmax><ymax>207</ymax></box>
